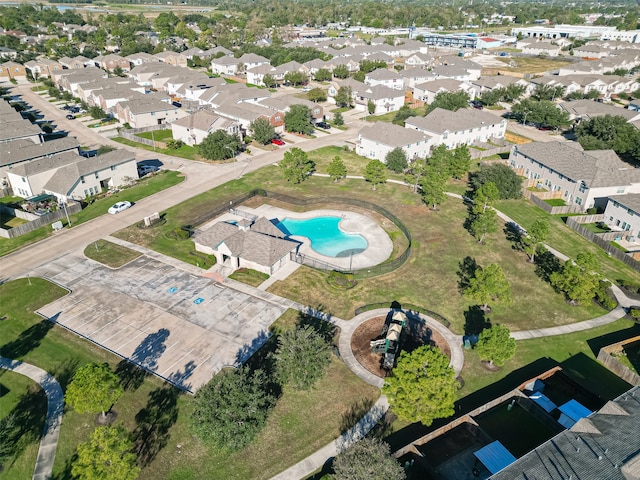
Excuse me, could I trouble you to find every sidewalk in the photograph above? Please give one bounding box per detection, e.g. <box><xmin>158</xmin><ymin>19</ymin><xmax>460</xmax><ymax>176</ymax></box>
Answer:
<box><xmin>0</xmin><ymin>356</ymin><xmax>64</xmax><ymax>480</ymax></box>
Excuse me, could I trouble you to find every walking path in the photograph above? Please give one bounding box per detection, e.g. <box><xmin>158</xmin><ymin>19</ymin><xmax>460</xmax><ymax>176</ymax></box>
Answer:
<box><xmin>0</xmin><ymin>357</ymin><xmax>64</xmax><ymax>480</ymax></box>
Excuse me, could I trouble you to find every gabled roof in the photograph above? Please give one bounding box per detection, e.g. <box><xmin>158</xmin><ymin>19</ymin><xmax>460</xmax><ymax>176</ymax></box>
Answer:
<box><xmin>359</xmin><ymin>121</ymin><xmax>431</xmax><ymax>148</ymax></box>
<box><xmin>366</xmin><ymin>68</ymin><xmax>401</xmax><ymax>81</ymax></box>
<box><xmin>358</xmin><ymin>84</ymin><xmax>404</xmax><ymax>101</ymax></box>
<box><xmin>559</xmin><ymin>100</ymin><xmax>640</xmax><ymax>121</ymax></box>
<box><xmin>171</xmin><ymin>109</ymin><xmax>236</xmax><ymax>132</ymax></box>
<box><xmin>407</xmin><ymin>107</ymin><xmax>503</xmax><ymax>135</ymax></box>
<box><xmin>120</xmin><ymin>97</ymin><xmax>176</xmax><ymax>115</ymax></box>
<box><xmin>1</xmin><ymin>137</ymin><xmax>79</xmax><ymax>167</ymax></box>
<box><xmin>0</xmin><ymin>119</ymin><xmax>42</xmax><ymax>142</ymax></box>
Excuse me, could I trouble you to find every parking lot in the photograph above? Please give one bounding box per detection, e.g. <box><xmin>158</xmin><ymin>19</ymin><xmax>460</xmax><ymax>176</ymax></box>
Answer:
<box><xmin>36</xmin><ymin>253</ymin><xmax>285</xmax><ymax>392</ymax></box>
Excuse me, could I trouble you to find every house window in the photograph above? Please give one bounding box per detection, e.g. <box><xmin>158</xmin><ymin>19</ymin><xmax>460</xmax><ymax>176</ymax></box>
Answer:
<box><xmin>95</xmin><ymin>172</ymin><xmax>99</xmax><ymax>179</ymax></box>
<box><xmin>575</xmin><ymin>197</ymin><xmax>583</xmax><ymax>206</ymax></box>
<box><xmin>80</xmin><ymin>176</ymin><xmax>85</xmax><ymax>184</ymax></box>
<box><xmin>22</xmin><ymin>177</ymin><xmax>26</xmax><ymax>182</ymax></box>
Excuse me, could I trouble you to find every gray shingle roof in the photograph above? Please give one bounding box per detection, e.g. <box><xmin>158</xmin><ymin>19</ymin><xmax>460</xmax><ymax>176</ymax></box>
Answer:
<box><xmin>0</xmin><ymin>119</ymin><xmax>42</xmax><ymax>142</ymax></box>
<box><xmin>559</xmin><ymin>99</ymin><xmax>639</xmax><ymax>121</ymax></box>
<box><xmin>406</xmin><ymin>107</ymin><xmax>504</xmax><ymax>135</ymax></box>
<box><xmin>171</xmin><ymin>110</ymin><xmax>235</xmax><ymax>132</ymax></box>
<box><xmin>490</xmin><ymin>387</ymin><xmax>640</xmax><ymax>480</ymax></box>
<box><xmin>359</xmin><ymin>121</ymin><xmax>431</xmax><ymax>147</ymax></box>
<box><xmin>1</xmin><ymin>137</ymin><xmax>79</xmax><ymax>167</ymax></box>
<box><xmin>607</xmin><ymin>194</ymin><xmax>640</xmax><ymax>215</ymax></box>
<box><xmin>515</xmin><ymin>141</ymin><xmax>640</xmax><ymax>188</ymax></box>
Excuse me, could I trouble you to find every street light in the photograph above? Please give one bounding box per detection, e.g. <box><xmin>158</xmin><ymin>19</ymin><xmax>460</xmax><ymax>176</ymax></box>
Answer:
<box><xmin>522</xmin><ymin>110</ymin><xmax>531</xmax><ymax>126</ymax></box>
<box><xmin>58</xmin><ymin>201</ymin><xmax>71</xmax><ymax>227</ymax></box>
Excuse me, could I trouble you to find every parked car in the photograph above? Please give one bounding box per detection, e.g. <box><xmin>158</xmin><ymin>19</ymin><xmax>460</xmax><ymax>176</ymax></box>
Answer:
<box><xmin>301</xmin><ymin>86</ymin><xmax>312</xmax><ymax>92</ymax></box>
<box><xmin>537</xmin><ymin>125</ymin><xmax>553</xmax><ymax>131</ymax></box>
<box><xmin>66</xmin><ymin>114</ymin><xmax>75</xmax><ymax>120</ymax></box>
<box><xmin>470</xmin><ymin>100</ymin><xmax>483</xmax><ymax>110</ymax></box>
<box><xmin>271</xmin><ymin>138</ymin><xmax>285</xmax><ymax>146</ymax></box>
<box><xmin>316</xmin><ymin>121</ymin><xmax>331</xmax><ymax>129</ymax></box>
<box><xmin>137</xmin><ymin>165</ymin><xmax>159</xmax><ymax>176</ymax></box>
<box><xmin>108</xmin><ymin>201</ymin><xmax>132</xmax><ymax>214</ymax></box>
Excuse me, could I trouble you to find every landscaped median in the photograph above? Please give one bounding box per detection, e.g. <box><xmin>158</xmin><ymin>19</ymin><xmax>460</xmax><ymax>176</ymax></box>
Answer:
<box><xmin>0</xmin><ymin>171</ymin><xmax>184</xmax><ymax>257</ymax></box>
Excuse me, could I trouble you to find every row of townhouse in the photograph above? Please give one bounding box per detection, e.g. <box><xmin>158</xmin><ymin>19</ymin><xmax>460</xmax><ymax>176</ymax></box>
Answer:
<box><xmin>532</xmin><ymin>74</ymin><xmax>640</xmax><ymax>98</ymax></box>
<box><xmin>356</xmin><ymin>107</ymin><xmax>507</xmax><ymax>162</ymax></box>
<box><xmin>0</xmin><ymin>98</ymin><xmax>43</xmax><ymax>144</ymax></box>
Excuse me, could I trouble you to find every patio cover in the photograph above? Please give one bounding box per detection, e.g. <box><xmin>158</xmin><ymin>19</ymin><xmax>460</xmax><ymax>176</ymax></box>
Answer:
<box><xmin>557</xmin><ymin>399</ymin><xmax>592</xmax><ymax>429</ymax></box>
<box><xmin>474</xmin><ymin>440</ymin><xmax>517</xmax><ymax>474</ymax></box>
<box><xmin>531</xmin><ymin>392</ymin><xmax>557</xmax><ymax>413</ymax></box>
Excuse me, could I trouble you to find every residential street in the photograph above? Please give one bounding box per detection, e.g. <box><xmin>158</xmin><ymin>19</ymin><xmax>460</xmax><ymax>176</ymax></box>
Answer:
<box><xmin>1</xmin><ymin>85</ymin><xmax>360</xmax><ymax>280</ymax></box>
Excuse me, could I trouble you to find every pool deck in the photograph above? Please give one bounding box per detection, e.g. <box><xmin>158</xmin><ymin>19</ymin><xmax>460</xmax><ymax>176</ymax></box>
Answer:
<box><xmin>201</xmin><ymin>204</ymin><xmax>394</xmax><ymax>271</ymax></box>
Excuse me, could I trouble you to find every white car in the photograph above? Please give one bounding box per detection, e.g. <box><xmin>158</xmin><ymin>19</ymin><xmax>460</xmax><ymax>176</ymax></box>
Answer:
<box><xmin>108</xmin><ymin>201</ymin><xmax>132</xmax><ymax>214</ymax></box>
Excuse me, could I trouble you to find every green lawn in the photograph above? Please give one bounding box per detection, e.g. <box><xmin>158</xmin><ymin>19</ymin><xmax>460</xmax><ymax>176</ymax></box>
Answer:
<box><xmin>496</xmin><ymin>198</ymin><xmax>640</xmax><ymax>285</ymax></box>
<box><xmin>113</xmin><ymin>137</ymin><xmax>201</xmax><ymax>161</ymax></box>
<box><xmin>115</xmin><ymin>163</ymin><xmax>606</xmax><ymax>335</ymax></box>
<box><xmin>583</xmin><ymin>222</ymin><xmax>611</xmax><ymax>234</ymax></box>
<box><xmin>367</xmin><ymin>106</ymin><xmax>428</xmax><ymax>124</ymax></box>
<box><xmin>135</xmin><ymin>129</ymin><xmax>174</xmax><ymax>142</ymax></box>
<box><xmin>0</xmin><ymin>196</ymin><xmax>23</xmax><ymax>205</ymax></box>
<box><xmin>308</xmin><ymin>145</ymin><xmax>404</xmax><ymax>181</ymax></box>
<box><xmin>228</xmin><ymin>268</ymin><xmax>269</xmax><ymax>287</ymax></box>
<box><xmin>544</xmin><ymin>198</ymin><xmax>566</xmax><ymax>206</ymax></box>
<box><xmin>0</xmin><ymin>171</ymin><xmax>184</xmax><ymax>258</ymax></box>
<box><xmin>0</xmin><ymin>215</ymin><xmax>27</xmax><ymax>229</ymax></box>
<box><xmin>83</xmin><ymin>239</ymin><xmax>142</xmax><ymax>268</ymax></box>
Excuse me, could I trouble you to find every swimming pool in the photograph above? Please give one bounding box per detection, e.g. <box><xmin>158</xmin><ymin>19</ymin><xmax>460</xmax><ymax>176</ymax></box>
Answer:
<box><xmin>275</xmin><ymin>216</ymin><xmax>368</xmax><ymax>257</ymax></box>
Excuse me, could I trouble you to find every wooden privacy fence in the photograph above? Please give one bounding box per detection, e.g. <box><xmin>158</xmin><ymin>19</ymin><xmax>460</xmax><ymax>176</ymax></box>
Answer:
<box><xmin>597</xmin><ymin>335</ymin><xmax>640</xmax><ymax>386</ymax></box>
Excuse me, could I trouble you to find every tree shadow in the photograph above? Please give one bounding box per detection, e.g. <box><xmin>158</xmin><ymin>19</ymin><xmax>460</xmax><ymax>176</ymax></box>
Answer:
<box><xmin>340</xmin><ymin>397</ymin><xmax>375</xmax><ymax>434</ymax></box>
<box><xmin>457</xmin><ymin>256</ymin><xmax>478</xmax><ymax>294</ymax></box>
<box><xmin>115</xmin><ymin>359</ymin><xmax>149</xmax><ymax>393</ymax></box>
<box><xmin>235</xmin><ymin>329</ymin><xmax>270</xmax><ymax>365</ymax></box>
<box><xmin>0</xmin><ymin>316</ymin><xmax>56</xmax><ymax>359</ymax></box>
<box><xmin>134</xmin><ymin>385</ymin><xmax>181</xmax><ymax>467</ymax></box>
<box><xmin>166</xmin><ymin>361</ymin><xmax>196</xmax><ymax>393</ymax></box>
<box><xmin>50</xmin><ymin>358</ymin><xmax>81</xmax><ymax>392</ymax></box>
<box><xmin>463</xmin><ymin>306</ymin><xmax>491</xmax><ymax>336</ymax></box>
<box><xmin>0</xmin><ymin>383</ymin><xmax>47</xmax><ymax>472</ymax></box>
<box><xmin>129</xmin><ymin>328</ymin><xmax>170</xmax><ymax>371</ymax></box>
<box><xmin>534</xmin><ymin>248</ymin><xmax>562</xmax><ymax>283</ymax></box>
<box><xmin>403</xmin><ymin>311</ymin><xmax>436</xmax><ymax>353</ymax></box>
<box><xmin>503</xmin><ymin>222</ymin><xmax>523</xmax><ymax>250</ymax></box>
<box><xmin>297</xmin><ymin>310</ymin><xmax>338</xmax><ymax>345</ymax></box>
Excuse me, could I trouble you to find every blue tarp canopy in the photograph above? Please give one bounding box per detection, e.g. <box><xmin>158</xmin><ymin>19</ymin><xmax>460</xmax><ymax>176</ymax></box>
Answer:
<box><xmin>474</xmin><ymin>441</ymin><xmax>517</xmax><ymax>474</ymax></box>
<box><xmin>531</xmin><ymin>392</ymin><xmax>557</xmax><ymax>413</ymax></box>
<box><xmin>557</xmin><ymin>399</ymin><xmax>592</xmax><ymax>428</ymax></box>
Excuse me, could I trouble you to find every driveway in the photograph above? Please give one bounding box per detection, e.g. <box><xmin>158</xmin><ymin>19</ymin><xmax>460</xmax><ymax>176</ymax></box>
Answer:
<box><xmin>36</xmin><ymin>252</ymin><xmax>285</xmax><ymax>392</ymax></box>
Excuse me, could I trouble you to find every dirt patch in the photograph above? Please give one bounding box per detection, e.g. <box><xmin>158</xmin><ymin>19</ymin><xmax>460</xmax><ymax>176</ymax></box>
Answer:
<box><xmin>351</xmin><ymin>315</ymin><xmax>452</xmax><ymax>378</ymax></box>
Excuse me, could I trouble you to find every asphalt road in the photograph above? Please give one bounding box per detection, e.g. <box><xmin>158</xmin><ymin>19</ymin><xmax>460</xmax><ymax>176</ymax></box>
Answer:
<box><xmin>2</xmin><ymin>85</ymin><xmax>360</xmax><ymax>280</ymax></box>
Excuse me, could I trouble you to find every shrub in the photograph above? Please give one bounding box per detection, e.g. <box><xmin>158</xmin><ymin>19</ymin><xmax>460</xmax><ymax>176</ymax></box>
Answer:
<box><xmin>327</xmin><ymin>271</ymin><xmax>357</xmax><ymax>289</ymax></box>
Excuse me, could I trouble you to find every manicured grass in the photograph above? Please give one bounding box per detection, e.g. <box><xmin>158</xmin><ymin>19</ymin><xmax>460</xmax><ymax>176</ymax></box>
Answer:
<box><xmin>0</xmin><ymin>196</ymin><xmax>24</xmax><ymax>205</ymax></box>
<box><xmin>228</xmin><ymin>268</ymin><xmax>270</xmax><ymax>287</ymax></box>
<box><xmin>136</xmin><ymin>129</ymin><xmax>174</xmax><ymax>142</ymax></box>
<box><xmin>367</xmin><ymin>105</ymin><xmax>428</xmax><ymax>123</ymax></box>
<box><xmin>113</xmin><ymin>137</ymin><xmax>201</xmax><ymax>161</ymax></box>
<box><xmin>308</xmin><ymin>145</ymin><xmax>404</xmax><ymax>181</ymax></box>
<box><xmin>0</xmin><ymin>172</ymin><xmax>183</xmax><ymax>258</ymax></box>
<box><xmin>583</xmin><ymin>222</ymin><xmax>610</xmax><ymax>234</ymax></box>
<box><xmin>0</xmin><ymin>215</ymin><xmax>28</xmax><ymax>228</ymax></box>
<box><xmin>496</xmin><ymin>198</ymin><xmax>640</xmax><ymax>285</ymax></box>
<box><xmin>83</xmin><ymin>239</ymin><xmax>142</xmax><ymax>268</ymax></box>
<box><xmin>544</xmin><ymin>198</ymin><xmax>566</xmax><ymax>206</ymax></box>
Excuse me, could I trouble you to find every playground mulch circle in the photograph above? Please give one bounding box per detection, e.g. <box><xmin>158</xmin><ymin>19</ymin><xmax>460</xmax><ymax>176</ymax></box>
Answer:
<box><xmin>351</xmin><ymin>315</ymin><xmax>452</xmax><ymax>379</ymax></box>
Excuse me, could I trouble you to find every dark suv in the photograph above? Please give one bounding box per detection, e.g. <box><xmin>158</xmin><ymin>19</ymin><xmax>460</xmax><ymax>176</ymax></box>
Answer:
<box><xmin>316</xmin><ymin>121</ymin><xmax>331</xmax><ymax>129</ymax></box>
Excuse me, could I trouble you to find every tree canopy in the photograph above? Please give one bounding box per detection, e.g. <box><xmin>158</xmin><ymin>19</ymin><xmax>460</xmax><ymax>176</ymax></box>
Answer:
<box><xmin>385</xmin><ymin>147</ymin><xmax>408</xmax><ymax>173</ymax></box>
<box><xmin>249</xmin><ymin>117</ymin><xmax>276</xmax><ymax>145</ymax></box>
<box><xmin>273</xmin><ymin>325</ymin><xmax>332</xmax><ymax>390</ymax></box>
<box><xmin>65</xmin><ymin>362</ymin><xmax>123</xmax><ymax>419</ymax></box>
<box><xmin>327</xmin><ymin>155</ymin><xmax>347</xmax><ymax>182</ymax></box>
<box><xmin>511</xmin><ymin>99</ymin><xmax>571</xmax><ymax>129</ymax></box>
<box><xmin>284</xmin><ymin>104</ymin><xmax>313</xmax><ymax>135</ymax></box>
<box><xmin>420</xmin><ymin>163</ymin><xmax>448</xmax><ymax>210</ymax></box>
<box><xmin>469</xmin><ymin>163</ymin><xmax>523</xmax><ymax>200</ymax></box>
<box><xmin>197</xmin><ymin>130</ymin><xmax>243</xmax><ymax>160</ymax></box>
<box><xmin>476</xmin><ymin>325</ymin><xmax>516</xmax><ymax>367</ymax></box>
<box><xmin>383</xmin><ymin>346</ymin><xmax>458</xmax><ymax>426</ymax></box>
<box><xmin>363</xmin><ymin>160</ymin><xmax>387</xmax><ymax>190</ymax></box>
<box><xmin>333</xmin><ymin>438</ymin><xmax>406</xmax><ymax>480</ymax></box>
<box><xmin>550</xmin><ymin>252</ymin><xmax>602</xmax><ymax>305</ymax></box>
<box><xmin>279</xmin><ymin>147</ymin><xmax>315</xmax><ymax>183</ymax></box>
<box><xmin>521</xmin><ymin>219</ymin><xmax>549</xmax><ymax>263</ymax></box>
<box><xmin>335</xmin><ymin>86</ymin><xmax>353</xmax><ymax>108</ymax></box>
<box><xmin>71</xmin><ymin>426</ymin><xmax>140</xmax><ymax>480</ymax></box>
<box><xmin>575</xmin><ymin>114</ymin><xmax>640</xmax><ymax>159</ymax></box>
<box><xmin>426</xmin><ymin>91</ymin><xmax>470</xmax><ymax>113</ymax></box>
<box><xmin>464</xmin><ymin>263</ymin><xmax>512</xmax><ymax>310</ymax></box>
<box><xmin>192</xmin><ymin>368</ymin><xmax>274</xmax><ymax>450</ymax></box>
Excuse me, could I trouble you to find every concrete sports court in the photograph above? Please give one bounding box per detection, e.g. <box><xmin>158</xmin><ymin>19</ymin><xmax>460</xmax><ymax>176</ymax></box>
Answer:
<box><xmin>36</xmin><ymin>252</ymin><xmax>285</xmax><ymax>392</ymax></box>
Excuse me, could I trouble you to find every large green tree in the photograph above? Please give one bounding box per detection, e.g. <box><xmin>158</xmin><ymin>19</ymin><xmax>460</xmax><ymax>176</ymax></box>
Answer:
<box><xmin>327</xmin><ymin>155</ymin><xmax>347</xmax><ymax>182</ymax></box>
<box><xmin>197</xmin><ymin>130</ymin><xmax>242</xmax><ymax>160</ymax></box>
<box><xmin>531</xmin><ymin>83</ymin><xmax>566</xmax><ymax>101</ymax></box>
<box><xmin>314</xmin><ymin>68</ymin><xmax>332</xmax><ymax>82</ymax></box>
<box><xmin>405</xmin><ymin>158</ymin><xmax>428</xmax><ymax>193</ymax></box>
<box><xmin>426</xmin><ymin>91</ymin><xmax>470</xmax><ymax>113</ymax></box>
<box><xmin>273</xmin><ymin>326</ymin><xmax>332</xmax><ymax>390</ymax></box>
<box><xmin>191</xmin><ymin>368</ymin><xmax>274</xmax><ymax>449</ymax></box>
<box><xmin>476</xmin><ymin>325</ymin><xmax>516</xmax><ymax>367</ymax></box>
<box><xmin>420</xmin><ymin>163</ymin><xmax>448</xmax><ymax>210</ymax></box>
<box><xmin>249</xmin><ymin>117</ymin><xmax>276</xmax><ymax>145</ymax></box>
<box><xmin>333</xmin><ymin>438</ymin><xmax>406</xmax><ymax>480</ymax></box>
<box><xmin>521</xmin><ymin>219</ymin><xmax>549</xmax><ymax>263</ymax></box>
<box><xmin>65</xmin><ymin>363</ymin><xmax>123</xmax><ymax>421</ymax></box>
<box><xmin>550</xmin><ymin>252</ymin><xmax>601</xmax><ymax>305</ymax></box>
<box><xmin>71</xmin><ymin>426</ymin><xmax>140</xmax><ymax>480</ymax></box>
<box><xmin>450</xmin><ymin>145</ymin><xmax>471</xmax><ymax>180</ymax></box>
<box><xmin>464</xmin><ymin>263</ymin><xmax>512</xmax><ymax>310</ymax></box>
<box><xmin>382</xmin><ymin>346</ymin><xmax>458</xmax><ymax>426</ymax></box>
<box><xmin>332</xmin><ymin>64</ymin><xmax>350</xmax><ymax>79</ymax></box>
<box><xmin>511</xmin><ymin>99</ymin><xmax>571</xmax><ymax>129</ymax></box>
<box><xmin>363</xmin><ymin>160</ymin><xmax>387</xmax><ymax>190</ymax></box>
<box><xmin>385</xmin><ymin>147</ymin><xmax>408</xmax><ymax>173</ymax></box>
<box><xmin>469</xmin><ymin>208</ymin><xmax>498</xmax><ymax>243</ymax></box>
<box><xmin>334</xmin><ymin>85</ymin><xmax>352</xmax><ymax>107</ymax></box>
<box><xmin>308</xmin><ymin>87</ymin><xmax>327</xmax><ymax>103</ymax></box>
<box><xmin>575</xmin><ymin>114</ymin><xmax>640</xmax><ymax>158</ymax></box>
<box><xmin>284</xmin><ymin>71</ymin><xmax>308</xmax><ymax>86</ymax></box>
<box><xmin>284</xmin><ymin>104</ymin><xmax>313</xmax><ymax>135</ymax></box>
<box><xmin>469</xmin><ymin>163</ymin><xmax>523</xmax><ymax>200</ymax></box>
<box><xmin>279</xmin><ymin>147</ymin><xmax>315</xmax><ymax>183</ymax></box>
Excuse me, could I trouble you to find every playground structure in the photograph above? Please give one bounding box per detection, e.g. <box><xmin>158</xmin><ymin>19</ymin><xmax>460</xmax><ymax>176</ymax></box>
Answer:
<box><xmin>370</xmin><ymin>311</ymin><xmax>407</xmax><ymax>370</ymax></box>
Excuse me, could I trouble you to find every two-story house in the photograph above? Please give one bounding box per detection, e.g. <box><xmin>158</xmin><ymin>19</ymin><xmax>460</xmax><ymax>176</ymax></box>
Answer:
<box><xmin>356</xmin><ymin>122</ymin><xmax>433</xmax><ymax>162</ymax></box>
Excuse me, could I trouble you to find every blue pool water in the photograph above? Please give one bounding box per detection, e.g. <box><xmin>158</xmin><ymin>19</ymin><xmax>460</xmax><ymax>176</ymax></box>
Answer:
<box><xmin>276</xmin><ymin>216</ymin><xmax>368</xmax><ymax>257</ymax></box>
